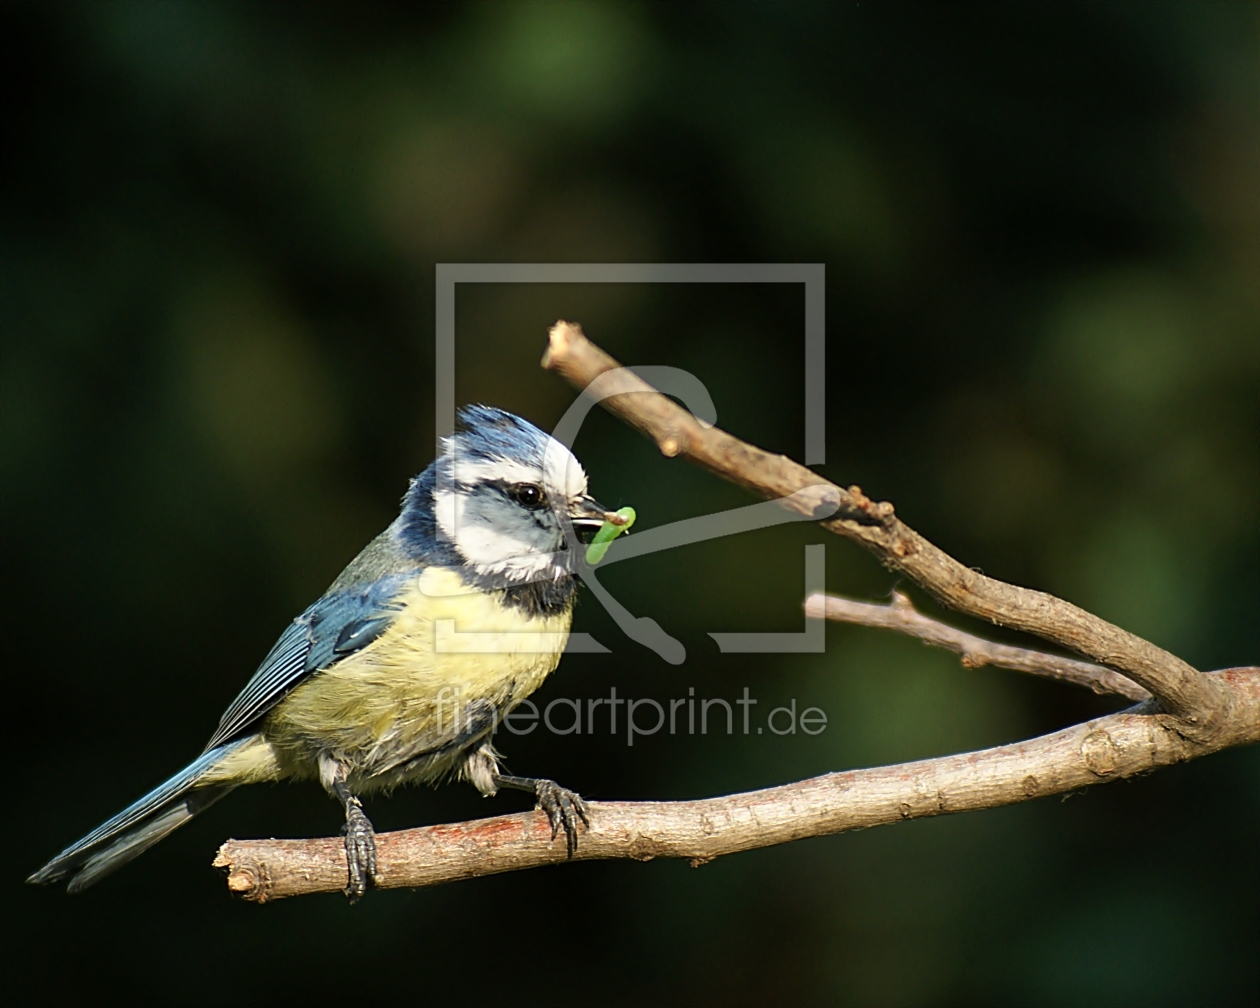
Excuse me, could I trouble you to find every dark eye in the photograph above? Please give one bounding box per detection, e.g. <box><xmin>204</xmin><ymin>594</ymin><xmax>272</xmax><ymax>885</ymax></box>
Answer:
<box><xmin>510</xmin><ymin>483</ymin><xmax>546</xmax><ymax>509</ymax></box>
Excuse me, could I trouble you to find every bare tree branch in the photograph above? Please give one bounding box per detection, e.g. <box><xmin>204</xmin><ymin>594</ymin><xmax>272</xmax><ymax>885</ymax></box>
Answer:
<box><xmin>214</xmin><ymin>668</ymin><xmax>1259</xmax><ymax>901</ymax></box>
<box><xmin>215</xmin><ymin>322</ymin><xmax>1258</xmax><ymax>901</ymax></box>
<box><xmin>541</xmin><ymin>321</ymin><xmax>1231</xmax><ymax>735</ymax></box>
<box><xmin>805</xmin><ymin>591</ymin><xmax>1151</xmax><ymax>701</ymax></box>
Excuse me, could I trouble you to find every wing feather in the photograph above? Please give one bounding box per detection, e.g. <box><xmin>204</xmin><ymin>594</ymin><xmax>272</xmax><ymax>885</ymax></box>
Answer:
<box><xmin>202</xmin><ymin>574</ymin><xmax>407</xmax><ymax>753</ymax></box>
<box><xmin>201</xmin><ymin>618</ymin><xmax>312</xmax><ymax>753</ymax></box>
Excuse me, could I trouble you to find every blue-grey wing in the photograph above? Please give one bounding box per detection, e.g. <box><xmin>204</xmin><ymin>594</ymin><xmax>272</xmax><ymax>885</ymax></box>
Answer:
<box><xmin>201</xmin><ymin>575</ymin><xmax>407</xmax><ymax>753</ymax></box>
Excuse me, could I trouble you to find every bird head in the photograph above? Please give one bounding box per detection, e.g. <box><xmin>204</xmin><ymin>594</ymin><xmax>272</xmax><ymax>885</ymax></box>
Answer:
<box><xmin>407</xmin><ymin>405</ymin><xmax>612</xmax><ymax>584</ymax></box>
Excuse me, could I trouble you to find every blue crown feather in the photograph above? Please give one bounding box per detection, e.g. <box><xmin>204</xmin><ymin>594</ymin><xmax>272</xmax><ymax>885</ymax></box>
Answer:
<box><xmin>451</xmin><ymin>404</ymin><xmax>553</xmax><ymax>467</ymax></box>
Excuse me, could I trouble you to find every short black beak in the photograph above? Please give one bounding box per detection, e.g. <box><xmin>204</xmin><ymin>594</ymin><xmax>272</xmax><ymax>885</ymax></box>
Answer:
<box><xmin>568</xmin><ymin>495</ymin><xmax>615</xmax><ymax>543</ymax></box>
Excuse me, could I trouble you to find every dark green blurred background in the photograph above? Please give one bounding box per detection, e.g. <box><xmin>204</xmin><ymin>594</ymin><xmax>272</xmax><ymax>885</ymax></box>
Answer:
<box><xmin>3</xmin><ymin>2</ymin><xmax>1257</xmax><ymax>1005</ymax></box>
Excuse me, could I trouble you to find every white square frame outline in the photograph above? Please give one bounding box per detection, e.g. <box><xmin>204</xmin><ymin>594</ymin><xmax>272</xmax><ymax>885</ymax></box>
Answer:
<box><xmin>434</xmin><ymin>263</ymin><xmax>827</xmax><ymax>655</ymax></box>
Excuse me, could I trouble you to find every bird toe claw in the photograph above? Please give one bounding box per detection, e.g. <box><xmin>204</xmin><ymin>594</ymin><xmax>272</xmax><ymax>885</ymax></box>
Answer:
<box><xmin>341</xmin><ymin>800</ymin><xmax>377</xmax><ymax>903</ymax></box>
<box><xmin>533</xmin><ymin>779</ymin><xmax>589</xmax><ymax>858</ymax></box>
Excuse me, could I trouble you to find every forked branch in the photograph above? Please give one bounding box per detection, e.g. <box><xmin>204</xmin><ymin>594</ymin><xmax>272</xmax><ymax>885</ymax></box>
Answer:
<box><xmin>540</xmin><ymin>322</ymin><xmax>1229</xmax><ymax>732</ymax></box>
<box><xmin>805</xmin><ymin>591</ymin><xmax>1150</xmax><ymax>701</ymax></box>
<box><xmin>214</xmin><ymin>322</ymin><xmax>1258</xmax><ymax>901</ymax></box>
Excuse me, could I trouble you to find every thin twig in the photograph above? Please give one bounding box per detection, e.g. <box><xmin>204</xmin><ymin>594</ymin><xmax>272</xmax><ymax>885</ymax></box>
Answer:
<box><xmin>541</xmin><ymin>321</ymin><xmax>1231</xmax><ymax>736</ymax></box>
<box><xmin>805</xmin><ymin>591</ymin><xmax>1150</xmax><ymax>701</ymax></box>
<box><xmin>214</xmin><ymin>668</ymin><xmax>1259</xmax><ymax>901</ymax></box>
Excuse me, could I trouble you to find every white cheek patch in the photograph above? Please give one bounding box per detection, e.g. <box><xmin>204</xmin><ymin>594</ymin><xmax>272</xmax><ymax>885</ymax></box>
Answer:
<box><xmin>434</xmin><ymin>485</ymin><xmax>567</xmax><ymax>582</ymax></box>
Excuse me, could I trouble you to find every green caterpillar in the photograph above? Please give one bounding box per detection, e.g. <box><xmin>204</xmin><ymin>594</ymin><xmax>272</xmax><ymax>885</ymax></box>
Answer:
<box><xmin>585</xmin><ymin>506</ymin><xmax>636</xmax><ymax>565</ymax></box>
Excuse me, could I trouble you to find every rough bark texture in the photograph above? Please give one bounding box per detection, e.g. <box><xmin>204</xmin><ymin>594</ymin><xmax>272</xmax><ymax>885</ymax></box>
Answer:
<box><xmin>213</xmin><ymin>322</ymin><xmax>1258</xmax><ymax>902</ymax></box>
<box><xmin>215</xmin><ymin>669</ymin><xmax>1259</xmax><ymax>901</ymax></box>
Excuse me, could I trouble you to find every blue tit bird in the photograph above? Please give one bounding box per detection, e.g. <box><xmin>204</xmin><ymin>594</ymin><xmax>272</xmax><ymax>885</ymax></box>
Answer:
<box><xmin>29</xmin><ymin>405</ymin><xmax>618</xmax><ymax>900</ymax></box>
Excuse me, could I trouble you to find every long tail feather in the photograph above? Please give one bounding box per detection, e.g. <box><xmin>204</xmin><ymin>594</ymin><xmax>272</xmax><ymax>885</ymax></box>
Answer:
<box><xmin>28</xmin><ymin>738</ymin><xmax>251</xmax><ymax>891</ymax></box>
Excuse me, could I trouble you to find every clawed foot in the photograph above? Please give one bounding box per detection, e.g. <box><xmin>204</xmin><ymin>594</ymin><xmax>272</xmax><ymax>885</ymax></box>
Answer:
<box><xmin>492</xmin><ymin>773</ymin><xmax>590</xmax><ymax>857</ymax></box>
<box><xmin>532</xmin><ymin>779</ymin><xmax>590</xmax><ymax>858</ymax></box>
<box><xmin>340</xmin><ymin>797</ymin><xmax>377</xmax><ymax>903</ymax></box>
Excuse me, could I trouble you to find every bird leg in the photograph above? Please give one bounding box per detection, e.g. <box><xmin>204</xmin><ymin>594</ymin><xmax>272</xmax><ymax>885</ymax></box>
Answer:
<box><xmin>330</xmin><ymin>777</ymin><xmax>377</xmax><ymax>903</ymax></box>
<box><xmin>494</xmin><ymin>774</ymin><xmax>590</xmax><ymax>857</ymax></box>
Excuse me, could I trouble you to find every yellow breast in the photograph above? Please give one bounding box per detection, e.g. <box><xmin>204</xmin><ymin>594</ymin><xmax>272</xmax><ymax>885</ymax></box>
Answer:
<box><xmin>265</xmin><ymin>567</ymin><xmax>573</xmax><ymax>777</ymax></box>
